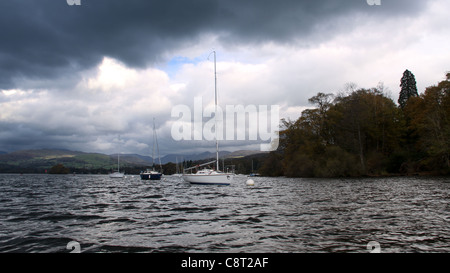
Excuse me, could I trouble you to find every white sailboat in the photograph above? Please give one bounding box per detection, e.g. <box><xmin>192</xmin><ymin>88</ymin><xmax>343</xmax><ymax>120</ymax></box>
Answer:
<box><xmin>183</xmin><ymin>160</ymin><xmax>234</xmax><ymax>185</ymax></box>
<box><xmin>174</xmin><ymin>156</ymin><xmax>182</xmax><ymax>177</ymax></box>
<box><xmin>182</xmin><ymin>51</ymin><xmax>235</xmax><ymax>185</ymax></box>
<box><xmin>110</xmin><ymin>143</ymin><xmax>124</xmax><ymax>178</ymax></box>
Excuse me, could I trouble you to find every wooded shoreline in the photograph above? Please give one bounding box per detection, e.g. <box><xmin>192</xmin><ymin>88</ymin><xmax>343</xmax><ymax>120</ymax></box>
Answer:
<box><xmin>259</xmin><ymin>71</ymin><xmax>450</xmax><ymax>178</ymax></box>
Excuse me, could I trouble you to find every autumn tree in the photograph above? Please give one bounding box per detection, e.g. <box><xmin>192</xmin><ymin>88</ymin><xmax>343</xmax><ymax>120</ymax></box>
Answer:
<box><xmin>416</xmin><ymin>73</ymin><xmax>450</xmax><ymax>171</ymax></box>
<box><xmin>49</xmin><ymin>163</ymin><xmax>70</xmax><ymax>174</ymax></box>
<box><xmin>330</xmin><ymin>88</ymin><xmax>402</xmax><ymax>174</ymax></box>
<box><xmin>276</xmin><ymin>86</ymin><xmax>403</xmax><ymax>177</ymax></box>
<box><xmin>261</xmin><ymin>71</ymin><xmax>449</xmax><ymax>177</ymax></box>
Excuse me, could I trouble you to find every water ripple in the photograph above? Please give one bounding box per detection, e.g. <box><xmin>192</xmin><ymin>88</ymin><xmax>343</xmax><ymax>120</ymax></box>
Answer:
<box><xmin>0</xmin><ymin>174</ymin><xmax>449</xmax><ymax>253</ymax></box>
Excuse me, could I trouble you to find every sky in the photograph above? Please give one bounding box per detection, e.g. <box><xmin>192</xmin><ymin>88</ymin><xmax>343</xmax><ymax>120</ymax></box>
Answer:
<box><xmin>0</xmin><ymin>0</ymin><xmax>449</xmax><ymax>156</ymax></box>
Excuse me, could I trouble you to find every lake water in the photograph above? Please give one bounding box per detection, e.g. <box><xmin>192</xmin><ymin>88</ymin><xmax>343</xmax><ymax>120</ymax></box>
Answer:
<box><xmin>0</xmin><ymin>174</ymin><xmax>448</xmax><ymax>253</ymax></box>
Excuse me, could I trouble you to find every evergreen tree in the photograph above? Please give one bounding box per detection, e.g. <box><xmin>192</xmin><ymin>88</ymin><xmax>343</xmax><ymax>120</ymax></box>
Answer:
<box><xmin>398</xmin><ymin>69</ymin><xmax>418</xmax><ymax>108</ymax></box>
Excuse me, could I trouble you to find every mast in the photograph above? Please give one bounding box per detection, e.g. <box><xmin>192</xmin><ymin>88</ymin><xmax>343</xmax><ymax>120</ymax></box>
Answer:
<box><xmin>156</xmin><ymin>122</ymin><xmax>162</xmax><ymax>172</ymax></box>
<box><xmin>117</xmin><ymin>135</ymin><xmax>121</xmax><ymax>172</ymax></box>
<box><xmin>153</xmin><ymin>118</ymin><xmax>162</xmax><ymax>171</ymax></box>
<box><xmin>213</xmin><ymin>51</ymin><xmax>219</xmax><ymax>172</ymax></box>
<box><xmin>152</xmin><ymin>119</ymin><xmax>155</xmax><ymax>169</ymax></box>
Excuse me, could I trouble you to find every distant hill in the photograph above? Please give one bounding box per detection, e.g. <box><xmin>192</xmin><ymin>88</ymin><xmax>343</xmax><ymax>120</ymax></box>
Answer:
<box><xmin>110</xmin><ymin>153</ymin><xmax>153</xmax><ymax>165</ymax></box>
<box><xmin>224</xmin><ymin>150</ymin><xmax>268</xmax><ymax>158</ymax></box>
<box><xmin>160</xmin><ymin>151</ymin><xmax>231</xmax><ymax>164</ymax></box>
<box><xmin>0</xmin><ymin>149</ymin><xmax>117</xmax><ymax>173</ymax></box>
<box><xmin>0</xmin><ymin>148</ymin><xmax>266</xmax><ymax>174</ymax></box>
<box><xmin>0</xmin><ymin>149</ymin><xmax>84</xmax><ymax>163</ymax></box>
<box><xmin>112</xmin><ymin>151</ymin><xmax>231</xmax><ymax>165</ymax></box>
<box><xmin>159</xmin><ymin>150</ymin><xmax>267</xmax><ymax>163</ymax></box>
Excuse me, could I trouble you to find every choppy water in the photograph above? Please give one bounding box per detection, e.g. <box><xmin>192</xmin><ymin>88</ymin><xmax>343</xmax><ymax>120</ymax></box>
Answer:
<box><xmin>0</xmin><ymin>174</ymin><xmax>448</xmax><ymax>253</ymax></box>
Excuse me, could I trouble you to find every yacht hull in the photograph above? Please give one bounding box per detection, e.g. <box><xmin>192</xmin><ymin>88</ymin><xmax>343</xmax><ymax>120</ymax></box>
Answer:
<box><xmin>109</xmin><ymin>172</ymin><xmax>124</xmax><ymax>178</ymax></box>
<box><xmin>182</xmin><ymin>173</ymin><xmax>233</xmax><ymax>185</ymax></box>
<box><xmin>140</xmin><ymin>173</ymin><xmax>162</xmax><ymax>180</ymax></box>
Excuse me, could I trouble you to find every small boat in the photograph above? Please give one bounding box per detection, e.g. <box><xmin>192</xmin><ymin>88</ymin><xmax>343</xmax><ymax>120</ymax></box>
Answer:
<box><xmin>141</xmin><ymin>118</ymin><xmax>163</xmax><ymax>181</ymax></box>
<box><xmin>173</xmin><ymin>156</ymin><xmax>183</xmax><ymax>177</ymax></box>
<box><xmin>182</xmin><ymin>51</ymin><xmax>234</xmax><ymax>185</ymax></box>
<box><xmin>249</xmin><ymin>160</ymin><xmax>259</xmax><ymax>177</ymax></box>
<box><xmin>140</xmin><ymin>169</ymin><xmax>162</xmax><ymax>180</ymax></box>
<box><xmin>109</xmin><ymin>171</ymin><xmax>124</xmax><ymax>178</ymax></box>
<box><xmin>109</xmin><ymin>141</ymin><xmax>124</xmax><ymax>178</ymax></box>
<box><xmin>183</xmin><ymin>160</ymin><xmax>234</xmax><ymax>185</ymax></box>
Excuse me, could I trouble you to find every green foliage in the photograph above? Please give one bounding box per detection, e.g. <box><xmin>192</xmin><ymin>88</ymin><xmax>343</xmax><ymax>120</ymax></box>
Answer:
<box><xmin>403</xmin><ymin>73</ymin><xmax>450</xmax><ymax>173</ymax></box>
<box><xmin>259</xmin><ymin>151</ymin><xmax>284</xmax><ymax>177</ymax></box>
<box><xmin>261</xmin><ymin>72</ymin><xmax>450</xmax><ymax>177</ymax></box>
<box><xmin>49</xmin><ymin>163</ymin><xmax>70</xmax><ymax>174</ymax></box>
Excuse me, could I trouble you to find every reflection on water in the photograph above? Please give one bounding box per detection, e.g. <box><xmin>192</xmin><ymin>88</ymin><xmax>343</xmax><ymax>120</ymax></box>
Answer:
<box><xmin>0</xmin><ymin>174</ymin><xmax>448</xmax><ymax>253</ymax></box>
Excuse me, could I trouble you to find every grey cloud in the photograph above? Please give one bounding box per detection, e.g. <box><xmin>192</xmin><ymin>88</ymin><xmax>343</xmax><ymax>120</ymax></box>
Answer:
<box><xmin>0</xmin><ymin>0</ymin><xmax>431</xmax><ymax>89</ymax></box>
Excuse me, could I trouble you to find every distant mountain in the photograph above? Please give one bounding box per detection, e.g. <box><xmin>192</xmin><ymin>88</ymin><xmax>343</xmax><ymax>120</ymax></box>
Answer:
<box><xmin>224</xmin><ymin>150</ymin><xmax>268</xmax><ymax>158</ymax></box>
<box><xmin>0</xmin><ymin>149</ymin><xmax>84</xmax><ymax>162</ymax></box>
<box><xmin>0</xmin><ymin>149</ymin><xmax>113</xmax><ymax>172</ymax></box>
<box><xmin>157</xmin><ymin>150</ymin><xmax>267</xmax><ymax>163</ymax></box>
<box><xmin>110</xmin><ymin>153</ymin><xmax>153</xmax><ymax>166</ymax></box>
<box><xmin>0</xmin><ymin>148</ymin><xmax>267</xmax><ymax>173</ymax></box>
<box><xmin>160</xmin><ymin>151</ymin><xmax>231</xmax><ymax>164</ymax></box>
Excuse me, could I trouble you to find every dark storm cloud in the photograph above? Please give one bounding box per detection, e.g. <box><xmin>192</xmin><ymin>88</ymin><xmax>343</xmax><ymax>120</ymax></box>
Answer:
<box><xmin>0</xmin><ymin>0</ymin><xmax>430</xmax><ymax>88</ymax></box>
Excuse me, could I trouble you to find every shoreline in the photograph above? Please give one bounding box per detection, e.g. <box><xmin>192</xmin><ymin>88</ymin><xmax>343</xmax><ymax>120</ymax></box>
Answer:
<box><xmin>1</xmin><ymin>171</ymin><xmax>448</xmax><ymax>179</ymax></box>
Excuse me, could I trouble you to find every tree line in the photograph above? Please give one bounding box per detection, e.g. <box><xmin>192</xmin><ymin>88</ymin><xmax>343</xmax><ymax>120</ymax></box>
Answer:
<box><xmin>4</xmin><ymin>155</ymin><xmax>265</xmax><ymax>175</ymax></box>
<box><xmin>260</xmin><ymin>71</ymin><xmax>450</xmax><ymax>177</ymax></box>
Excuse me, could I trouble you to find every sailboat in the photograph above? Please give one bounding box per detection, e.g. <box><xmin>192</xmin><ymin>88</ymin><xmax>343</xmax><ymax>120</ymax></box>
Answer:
<box><xmin>109</xmin><ymin>136</ymin><xmax>125</xmax><ymax>178</ymax></box>
<box><xmin>174</xmin><ymin>157</ymin><xmax>182</xmax><ymax>177</ymax></box>
<box><xmin>182</xmin><ymin>51</ymin><xmax>235</xmax><ymax>186</ymax></box>
<box><xmin>140</xmin><ymin>119</ymin><xmax>163</xmax><ymax>180</ymax></box>
<box><xmin>249</xmin><ymin>159</ymin><xmax>260</xmax><ymax>177</ymax></box>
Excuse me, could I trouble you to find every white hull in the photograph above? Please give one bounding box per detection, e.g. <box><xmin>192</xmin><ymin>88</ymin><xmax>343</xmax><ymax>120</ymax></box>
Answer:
<box><xmin>109</xmin><ymin>172</ymin><xmax>124</xmax><ymax>178</ymax></box>
<box><xmin>183</xmin><ymin>173</ymin><xmax>234</xmax><ymax>185</ymax></box>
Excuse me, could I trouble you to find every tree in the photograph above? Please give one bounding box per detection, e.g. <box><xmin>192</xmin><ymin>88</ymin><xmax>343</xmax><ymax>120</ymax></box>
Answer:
<box><xmin>49</xmin><ymin>163</ymin><xmax>70</xmax><ymax>174</ymax></box>
<box><xmin>308</xmin><ymin>92</ymin><xmax>334</xmax><ymax>144</ymax></box>
<box><xmin>330</xmin><ymin>89</ymin><xmax>402</xmax><ymax>174</ymax></box>
<box><xmin>417</xmin><ymin>74</ymin><xmax>450</xmax><ymax>171</ymax></box>
<box><xmin>279</xmin><ymin>87</ymin><xmax>404</xmax><ymax>177</ymax></box>
<box><xmin>398</xmin><ymin>69</ymin><xmax>418</xmax><ymax>108</ymax></box>
<box><xmin>400</xmin><ymin>72</ymin><xmax>450</xmax><ymax>174</ymax></box>
<box><xmin>260</xmin><ymin>71</ymin><xmax>448</xmax><ymax>177</ymax></box>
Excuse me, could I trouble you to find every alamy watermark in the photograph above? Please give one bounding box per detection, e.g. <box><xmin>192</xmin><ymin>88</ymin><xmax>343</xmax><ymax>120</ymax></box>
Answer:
<box><xmin>367</xmin><ymin>241</ymin><xmax>381</xmax><ymax>253</ymax></box>
<box><xmin>367</xmin><ymin>0</ymin><xmax>381</xmax><ymax>5</ymax></box>
<box><xmin>67</xmin><ymin>0</ymin><xmax>81</xmax><ymax>5</ymax></box>
<box><xmin>66</xmin><ymin>241</ymin><xmax>81</xmax><ymax>253</ymax></box>
<box><xmin>66</xmin><ymin>240</ymin><xmax>380</xmax><ymax>253</ymax></box>
<box><xmin>171</xmin><ymin>97</ymin><xmax>280</xmax><ymax>152</ymax></box>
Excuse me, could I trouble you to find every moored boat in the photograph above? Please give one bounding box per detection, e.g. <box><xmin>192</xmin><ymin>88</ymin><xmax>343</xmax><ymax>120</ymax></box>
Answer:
<box><xmin>181</xmin><ymin>51</ymin><xmax>235</xmax><ymax>185</ymax></box>
<box><xmin>182</xmin><ymin>160</ymin><xmax>234</xmax><ymax>185</ymax></box>
<box><xmin>109</xmin><ymin>138</ymin><xmax>124</xmax><ymax>178</ymax></box>
<box><xmin>141</xmin><ymin>118</ymin><xmax>163</xmax><ymax>181</ymax></box>
<box><xmin>140</xmin><ymin>169</ymin><xmax>162</xmax><ymax>180</ymax></box>
<box><xmin>109</xmin><ymin>171</ymin><xmax>124</xmax><ymax>178</ymax></box>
